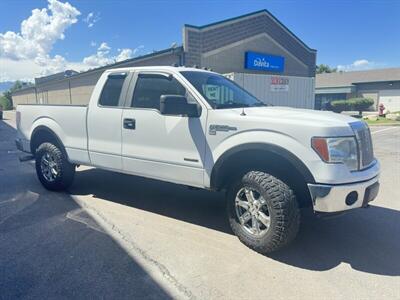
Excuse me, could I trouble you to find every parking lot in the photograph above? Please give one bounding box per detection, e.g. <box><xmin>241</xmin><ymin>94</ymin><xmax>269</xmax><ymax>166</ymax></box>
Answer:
<box><xmin>1</xmin><ymin>110</ymin><xmax>399</xmax><ymax>299</ymax></box>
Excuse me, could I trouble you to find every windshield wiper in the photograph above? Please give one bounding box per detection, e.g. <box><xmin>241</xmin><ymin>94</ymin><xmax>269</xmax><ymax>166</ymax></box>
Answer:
<box><xmin>252</xmin><ymin>102</ymin><xmax>267</xmax><ymax>107</ymax></box>
<box><xmin>215</xmin><ymin>103</ymin><xmax>250</xmax><ymax>109</ymax></box>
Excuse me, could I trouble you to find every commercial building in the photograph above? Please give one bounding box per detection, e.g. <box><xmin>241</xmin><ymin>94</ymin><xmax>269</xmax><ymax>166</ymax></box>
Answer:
<box><xmin>315</xmin><ymin>68</ymin><xmax>400</xmax><ymax>112</ymax></box>
<box><xmin>13</xmin><ymin>9</ymin><xmax>317</xmax><ymax>108</ymax></box>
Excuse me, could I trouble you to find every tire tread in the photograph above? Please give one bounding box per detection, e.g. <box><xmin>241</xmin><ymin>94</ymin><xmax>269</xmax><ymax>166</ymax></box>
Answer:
<box><xmin>35</xmin><ymin>142</ymin><xmax>75</xmax><ymax>191</ymax></box>
<box><xmin>228</xmin><ymin>171</ymin><xmax>300</xmax><ymax>254</ymax></box>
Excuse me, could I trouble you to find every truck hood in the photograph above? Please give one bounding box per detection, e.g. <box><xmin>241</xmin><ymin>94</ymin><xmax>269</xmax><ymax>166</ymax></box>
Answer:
<box><xmin>233</xmin><ymin>106</ymin><xmax>357</xmax><ymax>127</ymax></box>
<box><xmin>216</xmin><ymin>106</ymin><xmax>361</xmax><ymax>139</ymax></box>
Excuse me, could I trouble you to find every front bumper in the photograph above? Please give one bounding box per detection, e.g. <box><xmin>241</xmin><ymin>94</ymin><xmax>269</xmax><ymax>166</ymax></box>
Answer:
<box><xmin>308</xmin><ymin>176</ymin><xmax>380</xmax><ymax>213</ymax></box>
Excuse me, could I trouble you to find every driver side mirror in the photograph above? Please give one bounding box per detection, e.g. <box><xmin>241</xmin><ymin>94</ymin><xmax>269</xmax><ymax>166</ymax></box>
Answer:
<box><xmin>160</xmin><ymin>95</ymin><xmax>201</xmax><ymax>117</ymax></box>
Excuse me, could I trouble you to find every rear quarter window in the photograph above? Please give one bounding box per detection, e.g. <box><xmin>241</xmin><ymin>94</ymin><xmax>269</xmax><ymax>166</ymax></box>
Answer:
<box><xmin>98</xmin><ymin>75</ymin><xmax>126</xmax><ymax>107</ymax></box>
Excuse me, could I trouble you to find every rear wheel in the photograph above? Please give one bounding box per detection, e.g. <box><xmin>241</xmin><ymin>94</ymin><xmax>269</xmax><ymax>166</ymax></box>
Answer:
<box><xmin>227</xmin><ymin>171</ymin><xmax>300</xmax><ymax>254</ymax></box>
<box><xmin>35</xmin><ymin>142</ymin><xmax>75</xmax><ymax>191</ymax></box>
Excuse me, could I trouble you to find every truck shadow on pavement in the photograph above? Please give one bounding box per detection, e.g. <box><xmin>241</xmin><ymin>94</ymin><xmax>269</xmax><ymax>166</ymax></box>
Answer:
<box><xmin>71</xmin><ymin>167</ymin><xmax>400</xmax><ymax>277</ymax></box>
<box><xmin>0</xmin><ymin>119</ymin><xmax>173</xmax><ymax>299</ymax></box>
<box><xmin>269</xmin><ymin>206</ymin><xmax>400</xmax><ymax>276</ymax></box>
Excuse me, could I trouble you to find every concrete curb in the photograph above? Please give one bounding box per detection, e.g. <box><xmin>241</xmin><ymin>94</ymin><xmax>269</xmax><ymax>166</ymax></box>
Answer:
<box><xmin>368</xmin><ymin>123</ymin><xmax>400</xmax><ymax>127</ymax></box>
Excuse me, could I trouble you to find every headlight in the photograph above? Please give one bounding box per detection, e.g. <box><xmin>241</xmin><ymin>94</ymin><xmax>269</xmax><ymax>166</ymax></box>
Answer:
<box><xmin>312</xmin><ymin>137</ymin><xmax>358</xmax><ymax>171</ymax></box>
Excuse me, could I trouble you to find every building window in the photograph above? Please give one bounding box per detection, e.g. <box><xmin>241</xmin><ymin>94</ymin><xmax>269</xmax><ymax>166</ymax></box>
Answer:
<box><xmin>315</xmin><ymin>93</ymin><xmax>347</xmax><ymax>110</ymax></box>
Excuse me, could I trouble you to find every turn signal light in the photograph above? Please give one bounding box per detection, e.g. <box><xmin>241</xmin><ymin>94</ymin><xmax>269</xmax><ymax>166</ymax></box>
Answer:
<box><xmin>311</xmin><ymin>137</ymin><xmax>329</xmax><ymax>161</ymax></box>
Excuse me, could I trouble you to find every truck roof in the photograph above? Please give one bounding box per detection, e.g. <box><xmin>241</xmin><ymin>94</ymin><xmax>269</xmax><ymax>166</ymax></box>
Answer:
<box><xmin>103</xmin><ymin>66</ymin><xmax>216</xmax><ymax>74</ymax></box>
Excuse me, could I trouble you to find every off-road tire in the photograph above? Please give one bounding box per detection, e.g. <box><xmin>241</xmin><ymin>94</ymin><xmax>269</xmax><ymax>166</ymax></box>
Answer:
<box><xmin>35</xmin><ymin>142</ymin><xmax>75</xmax><ymax>191</ymax></box>
<box><xmin>227</xmin><ymin>171</ymin><xmax>300</xmax><ymax>254</ymax></box>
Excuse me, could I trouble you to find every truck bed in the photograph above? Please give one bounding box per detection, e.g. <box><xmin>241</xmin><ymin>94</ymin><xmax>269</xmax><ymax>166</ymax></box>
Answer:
<box><xmin>17</xmin><ymin>104</ymin><xmax>89</xmax><ymax>164</ymax></box>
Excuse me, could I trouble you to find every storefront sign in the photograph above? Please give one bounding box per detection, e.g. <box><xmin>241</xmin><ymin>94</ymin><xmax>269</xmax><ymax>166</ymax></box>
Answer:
<box><xmin>270</xmin><ymin>76</ymin><xmax>289</xmax><ymax>92</ymax></box>
<box><xmin>244</xmin><ymin>51</ymin><xmax>285</xmax><ymax>72</ymax></box>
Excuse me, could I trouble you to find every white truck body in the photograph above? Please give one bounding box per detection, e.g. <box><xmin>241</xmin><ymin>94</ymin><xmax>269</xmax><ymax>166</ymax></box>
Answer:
<box><xmin>16</xmin><ymin>66</ymin><xmax>380</xmax><ymax>242</ymax></box>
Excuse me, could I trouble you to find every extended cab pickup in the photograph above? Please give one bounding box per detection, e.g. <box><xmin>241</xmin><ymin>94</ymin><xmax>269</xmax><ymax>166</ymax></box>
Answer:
<box><xmin>16</xmin><ymin>66</ymin><xmax>380</xmax><ymax>253</ymax></box>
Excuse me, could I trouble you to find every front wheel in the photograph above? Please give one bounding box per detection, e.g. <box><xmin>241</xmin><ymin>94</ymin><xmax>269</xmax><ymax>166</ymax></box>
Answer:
<box><xmin>227</xmin><ymin>171</ymin><xmax>300</xmax><ymax>254</ymax></box>
<box><xmin>35</xmin><ymin>142</ymin><xmax>75</xmax><ymax>191</ymax></box>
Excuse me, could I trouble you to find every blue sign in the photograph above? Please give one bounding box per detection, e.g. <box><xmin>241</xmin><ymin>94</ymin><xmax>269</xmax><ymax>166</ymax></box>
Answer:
<box><xmin>244</xmin><ymin>51</ymin><xmax>285</xmax><ymax>72</ymax></box>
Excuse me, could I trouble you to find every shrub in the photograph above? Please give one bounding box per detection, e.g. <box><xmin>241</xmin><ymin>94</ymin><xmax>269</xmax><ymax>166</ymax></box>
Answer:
<box><xmin>330</xmin><ymin>98</ymin><xmax>374</xmax><ymax>114</ymax></box>
<box><xmin>0</xmin><ymin>96</ymin><xmax>13</xmax><ymax>110</ymax></box>
<box><xmin>329</xmin><ymin>99</ymin><xmax>349</xmax><ymax>113</ymax></box>
<box><xmin>349</xmin><ymin>98</ymin><xmax>374</xmax><ymax>114</ymax></box>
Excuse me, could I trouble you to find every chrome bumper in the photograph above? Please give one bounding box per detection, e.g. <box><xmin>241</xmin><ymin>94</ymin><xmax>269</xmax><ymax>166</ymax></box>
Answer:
<box><xmin>308</xmin><ymin>176</ymin><xmax>380</xmax><ymax>213</ymax></box>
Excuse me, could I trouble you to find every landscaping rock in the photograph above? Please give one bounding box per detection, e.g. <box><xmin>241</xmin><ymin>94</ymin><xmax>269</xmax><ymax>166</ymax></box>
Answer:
<box><xmin>386</xmin><ymin>113</ymin><xmax>400</xmax><ymax>121</ymax></box>
<box><xmin>367</xmin><ymin>115</ymin><xmax>379</xmax><ymax>121</ymax></box>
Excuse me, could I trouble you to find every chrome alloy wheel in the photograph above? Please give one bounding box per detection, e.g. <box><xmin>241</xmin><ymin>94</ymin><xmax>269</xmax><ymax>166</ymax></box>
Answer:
<box><xmin>40</xmin><ymin>152</ymin><xmax>59</xmax><ymax>182</ymax></box>
<box><xmin>235</xmin><ymin>187</ymin><xmax>271</xmax><ymax>237</ymax></box>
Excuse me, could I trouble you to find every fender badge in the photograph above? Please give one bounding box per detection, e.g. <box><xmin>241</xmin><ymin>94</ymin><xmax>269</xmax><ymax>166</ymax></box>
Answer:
<box><xmin>209</xmin><ymin>125</ymin><xmax>237</xmax><ymax>135</ymax></box>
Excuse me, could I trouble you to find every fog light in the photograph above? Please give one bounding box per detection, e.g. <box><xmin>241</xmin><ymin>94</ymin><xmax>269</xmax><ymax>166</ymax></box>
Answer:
<box><xmin>346</xmin><ymin>191</ymin><xmax>358</xmax><ymax>206</ymax></box>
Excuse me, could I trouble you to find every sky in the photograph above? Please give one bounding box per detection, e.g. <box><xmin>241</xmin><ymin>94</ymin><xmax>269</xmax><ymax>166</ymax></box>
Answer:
<box><xmin>0</xmin><ymin>0</ymin><xmax>399</xmax><ymax>82</ymax></box>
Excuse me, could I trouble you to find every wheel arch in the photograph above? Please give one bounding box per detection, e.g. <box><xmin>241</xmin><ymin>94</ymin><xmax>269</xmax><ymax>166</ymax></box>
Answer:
<box><xmin>30</xmin><ymin>126</ymin><xmax>68</xmax><ymax>159</ymax></box>
<box><xmin>210</xmin><ymin>143</ymin><xmax>315</xmax><ymax>207</ymax></box>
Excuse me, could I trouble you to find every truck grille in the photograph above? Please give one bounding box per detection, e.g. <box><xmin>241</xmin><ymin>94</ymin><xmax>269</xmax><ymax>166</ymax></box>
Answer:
<box><xmin>350</xmin><ymin>122</ymin><xmax>374</xmax><ymax>169</ymax></box>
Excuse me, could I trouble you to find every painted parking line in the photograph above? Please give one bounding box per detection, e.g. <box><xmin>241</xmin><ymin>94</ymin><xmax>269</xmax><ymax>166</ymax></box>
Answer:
<box><xmin>370</xmin><ymin>127</ymin><xmax>398</xmax><ymax>134</ymax></box>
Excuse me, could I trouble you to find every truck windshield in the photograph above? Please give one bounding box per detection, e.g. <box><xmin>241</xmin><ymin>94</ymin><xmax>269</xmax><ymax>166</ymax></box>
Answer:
<box><xmin>180</xmin><ymin>71</ymin><xmax>267</xmax><ymax>109</ymax></box>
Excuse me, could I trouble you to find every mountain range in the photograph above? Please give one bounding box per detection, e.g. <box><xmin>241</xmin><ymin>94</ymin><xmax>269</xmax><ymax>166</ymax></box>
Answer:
<box><xmin>0</xmin><ymin>81</ymin><xmax>15</xmax><ymax>94</ymax></box>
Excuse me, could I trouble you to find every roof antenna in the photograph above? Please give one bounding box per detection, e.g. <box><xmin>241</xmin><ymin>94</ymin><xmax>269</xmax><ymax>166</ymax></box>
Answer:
<box><xmin>240</xmin><ymin>107</ymin><xmax>246</xmax><ymax>116</ymax></box>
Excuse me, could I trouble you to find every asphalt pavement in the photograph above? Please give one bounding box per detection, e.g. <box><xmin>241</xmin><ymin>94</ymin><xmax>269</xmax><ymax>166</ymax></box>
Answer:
<box><xmin>1</xmin><ymin>111</ymin><xmax>399</xmax><ymax>299</ymax></box>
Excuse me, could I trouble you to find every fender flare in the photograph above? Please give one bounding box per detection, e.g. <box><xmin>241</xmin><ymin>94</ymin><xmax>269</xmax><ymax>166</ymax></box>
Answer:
<box><xmin>30</xmin><ymin>125</ymin><xmax>68</xmax><ymax>158</ymax></box>
<box><xmin>210</xmin><ymin>142</ymin><xmax>316</xmax><ymax>190</ymax></box>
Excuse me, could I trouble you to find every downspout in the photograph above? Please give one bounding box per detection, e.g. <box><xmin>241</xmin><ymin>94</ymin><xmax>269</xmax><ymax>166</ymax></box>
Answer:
<box><xmin>68</xmin><ymin>79</ymin><xmax>72</xmax><ymax>104</ymax></box>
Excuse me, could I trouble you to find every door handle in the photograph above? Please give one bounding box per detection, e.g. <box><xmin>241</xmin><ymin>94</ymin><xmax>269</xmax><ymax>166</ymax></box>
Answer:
<box><xmin>123</xmin><ymin>118</ymin><xmax>135</xmax><ymax>130</ymax></box>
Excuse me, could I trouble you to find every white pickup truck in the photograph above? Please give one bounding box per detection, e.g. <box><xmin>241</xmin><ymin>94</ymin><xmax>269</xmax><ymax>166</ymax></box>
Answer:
<box><xmin>16</xmin><ymin>66</ymin><xmax>380</xmax><ymax>253</ymax></box>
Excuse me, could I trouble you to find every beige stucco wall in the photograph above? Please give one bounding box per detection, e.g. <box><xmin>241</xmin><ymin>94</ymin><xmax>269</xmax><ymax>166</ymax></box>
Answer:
<box><xmin>70</xmin><ymin>71</ymin><xmax>102</xmax><ymax>105</ymax></box>
<box><xmin>31</xmin><ymin>52</ymin><xmax>180</xmax><ymax>106</ymax></box>
<box><xmin>38</xmin><ymin>80</ymin><xmax>70</xmax><ymax>104</ymax></box>
<box><xmin>11</xmin><ymin>51</ymin><xmax>181</xmax><ymax>106</ymax></box>
<box><xmin>12</xmin><ymin>88</ymin><xmax>37</xmax><ymax>106</ymax></box>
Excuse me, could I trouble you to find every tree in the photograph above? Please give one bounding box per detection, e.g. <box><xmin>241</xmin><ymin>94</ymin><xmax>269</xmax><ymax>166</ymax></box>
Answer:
<box><xmin>0</xmin><ymin>96</ymin><xmax>11</xmax><ymax>110</ymax></box>
<box><xmin>1</xmin><ymin>81</ymin><xmax>33</xmax><ymax>110</ymax></box>
<box><xmin>316</xmin><ymin>64</ymin><xmax>337</xmax><ymax>74</ymax></box>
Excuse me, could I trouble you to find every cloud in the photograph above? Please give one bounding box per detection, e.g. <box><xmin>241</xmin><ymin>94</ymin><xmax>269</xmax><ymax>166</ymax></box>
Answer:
<box><xmin>82</xmin><ymin>42</ymin><xmax>114</xmax><ymax>66</ymax></box>
<box><xmin>98</xmin><ymin>42</ymin><xmax>110</xmax><ymax>52</ymax></box>
<box><xmin>133</xmin><ymin>45</ymin><xmax>144</xmax><ymax>55</ymax></box>
<box><xmin>82</xmin><ymin>43</ymin><xmax>144</xmax><ymax>67</ymax></box>
<box><xmin>337</xmin><ymin>59</ymin><xmax>383</xmax><ymax>71</ymax></box>
<box><xmin>83</xmin><ymin>12</ymin><xmax>100</xmax><ymax>28</ymax></box>
<box><xmin>116</xmin><ymin>49</ymin><xmax>133</xmax><ymax>62</ymax></box>
<box><xmin>0</xmin><ymin>42</ymin><xmax>145</xmax><ymax>82</ymax></box>
<box><xmin>0</xmin><ymin>0</ymin><xmax>80</xmax><ymax>61</ymax></box>
<box><xmin>0</xmin><ymin>1</ymin><xmax>143</xmax><ymax>82</ymax></box>
<box><xmin>0</xmin><ymin>57</ymin><xmax>92</xmax><ymax>82</ymax></box>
